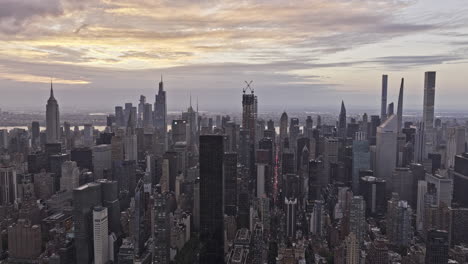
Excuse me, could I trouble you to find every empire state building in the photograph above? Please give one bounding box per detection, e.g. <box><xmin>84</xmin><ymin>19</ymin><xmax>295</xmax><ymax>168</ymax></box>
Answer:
<box><xmin>46</xmin><ymin>81</ymin><xmax>60</xmax><ymax>143</ymax></box>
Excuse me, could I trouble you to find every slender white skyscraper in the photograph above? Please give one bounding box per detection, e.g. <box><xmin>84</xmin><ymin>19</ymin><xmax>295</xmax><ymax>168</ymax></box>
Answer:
<box><xmin>381</xmin><ymin>74</ymin><xmax>388</xmax><ymax>122</ymax></box>
<box><xmin>397</xmin><ymin>78</ymin><xmax>404</xmax><ymax>133</ymax></box>
<box><xmin>93</xmin><ymin>206</ymin><xmax>109</xmax><ymax>264</ymax></box>
<box><xmin>423</xmin><ymin>71</ymin><xmax>436</xmax><ymax>155</ymax></box>
<box><xmin>46</xmin><ymin>81</ymin><xmax>60</xmax><ymax>143</ymax></box>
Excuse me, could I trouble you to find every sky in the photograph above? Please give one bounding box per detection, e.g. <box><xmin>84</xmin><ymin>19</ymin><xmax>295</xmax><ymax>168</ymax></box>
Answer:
<box><xmin>0</xmin><ymin>0</ymin><xmax>467</xmax><ymax>112</ymax></box>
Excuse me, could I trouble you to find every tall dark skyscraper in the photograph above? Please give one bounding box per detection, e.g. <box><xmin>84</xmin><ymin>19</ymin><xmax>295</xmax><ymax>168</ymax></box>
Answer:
<box><xmin>154</xmin><ymin>76</ymin><xmax>167</xmax><ymax>149</ymax></box>
<box><xmin>73</xmin><ymin>182</ymin><xmax>102</xmax><ymax>264</ymax></box>
<box><xmin>199</xmin><ymin>135</ymin><xmax>224</xmax><ymax>263</ymax></box>
<box><xmin>46</xmin><ymin>82</ymin><xmax>60</xmax><ymax>143</ymax></box>
<box><xmin>224</xmin><ymin>152</ymin><xmax>238</xmax><ymax>216</ymax></box>
<box><xmin>381</xmin><ymin>74</ymin><xmax>388</xmax><ymax>122</ymax></box>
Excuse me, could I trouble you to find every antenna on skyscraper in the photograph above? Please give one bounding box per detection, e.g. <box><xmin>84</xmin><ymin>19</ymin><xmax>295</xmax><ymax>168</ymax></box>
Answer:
<box><xmin>243</xmin><ymin>80</ymin><xmax>253</xmax><ymax>94</ymax></box>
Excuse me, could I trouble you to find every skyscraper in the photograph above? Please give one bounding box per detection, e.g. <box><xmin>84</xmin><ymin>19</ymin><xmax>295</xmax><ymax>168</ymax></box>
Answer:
<box><xmin>425</xmin><ymin>229</ymin><xmax>449</xmax><ymax>264</ymax></box>
<box><xmin>224</xmin><ymin>152</ymin><xmax>238</xmax><ymax>216</ymax></box>
<box><xmin>397</xmin><ymin>78</ymin><xmax>404</xmax><ymax>133</ymax></box>
<box><xmin>199</xmin><ymin>135</ymin><xmax>224</xmax><ymax>263</ymax></box>
<box><xmin>381</xmin><ymin>74</ymin><xmax>388</xmax><ymax>122</ymax></box>
<box><xmin>423</xmin><ymin>71</ymin><xmax>436</xmax><ymax>154</ymax></box>
<box><xmin>375</xmin><ymin>114</ymin><xmax>397</xmax><ymax>183</ymax></box>
<box><xmin>280</xmin><ymin>111</ymin><xmax>288</xmax><ymax>150</ymax></box>
<box><xmin>242</xmin><ymin>85</ymin><xmax>257</xmax><ymax>144</ymax></box>
<box><xmin>93</xmin><ymin>206</ymin><xmax>109</xmax><ymax>264</ymax></box>
<box><xmin>46</xmin><ymin>81</ymin><xmax>60</xmax><ymax>143</ymax></box>
<box><xmin>154</xmin><ymin>76</ymin><xmax>167</xmax><ymax>149</ymax></box>
<box><xmin>352</xmin><ymin>132</ymin><xmax>370</xmax><ymax>192</ymax></box>
<box><xmin>338</xmin><ymin>100</ymin><xmax>347</xmax><ymax>138</ymax></box>
<box><xmin>73</xmin><ymin>182</ymin><xmax>103</xmax><ymax>264</ymax></box>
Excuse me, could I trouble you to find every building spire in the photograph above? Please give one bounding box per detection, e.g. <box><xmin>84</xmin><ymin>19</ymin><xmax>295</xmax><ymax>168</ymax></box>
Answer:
<box><xmin>49</xmin><ymin>78</ymin><xmax>55</xmax><ymax>100</ymax></box>
<box><xmin>397</xmin><ymin>78</ymin><xmax>404</xmax><ymax>133</ymax></box>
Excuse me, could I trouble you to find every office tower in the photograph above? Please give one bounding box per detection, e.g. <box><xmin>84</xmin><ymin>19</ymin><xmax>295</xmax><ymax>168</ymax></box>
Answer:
<box><xmin>154</xmin><ymin>76</ymin><xmax>167</xmax><ymax>149</ymax></box>
<box><xmin>0</xmin><ymin>129</ymin><xmax>7</xmax><ymax>149</ymax></box>
<box><xmin>31</xmin><ymin>121</ymin><xmax>40</xmax><ymax>148</ymax></box>
<box><xmin>426</xmin><ymin>173</ymin><xmax>453</xmax><ymax>207</ymax></box>
<box><xmin>386</xmin><ymin>194</ymin><xmax>413</xmax><ymax>248</ymax></box>
<box><xmin>425</xmin><ymin>230</ymin><xmax>449</xmax><ymax>264</ymax></box>
<box><xmin>423</xmin><ymin>71</ymin><xmax>436</xmax><ymax>154</ymax></box>
<box><xmin>449</xmin><ymin>207</ymin><xmax>468</xmax><ymax>246</ymax></box>
<box><xmin>96</xmin><ymin>179</ymin><xmax>120</xmax><ymax>235</ymax></box>
<box><xmin>310</xmin><ymin>200</ymin><xmax>324</xmax><ymax>236</ymax></box>
<box><xmin>296</xmin><ymin>137</ymin><xmax>310</xmax><ymax>173</ymax></box>
<box><xmin>124</xmin><ymin>113</ymin><xmax>137</xmax><ymax>161</ymax></box>
<box><xmin>92</xmin><ymin>144</ymin><xmax>112</xmax><ymax>179</ymax></box>
<box><xmin>193</xmin><ymin>178</ymin><xmax>200</xmax><ymax>231</ymax></box>
<box><xmin>172</xmin><ymin>119</ymin><xmax>188</xmax><ymax>143</ymax></box>
<box><xmin>285</xmin><ymin>197</ymin><xmax>297</xmax><ymax>239</ymax></box>
<box><xmin>309</xmin><ymin>160</ymin><xmax>325</xmax><ymax>200</ymax></box>
<box><xmin>33</xmin><ymin>171</ymin><xmax>54</xmax><ymax>200</ymax></box>
<box><xmin>73</xmin><ymin>182</ymin><xmax>102</xmax><ymax>264</ymax></box>
<box><xmin>93</xmin><ymin>206</ymin><xmax>109</xmax><ymax>264</ymax></box>
<box><xmin>414</xmin><ymin>122</ymin><xmax>426</xmax><ymax>162</ymax></box>
<box><xmin>352</xmin><ymin>132</ymin><xmax>370</xmax><ymax>192</ymax></box>
<box><xmin>375</xmin><ymin>114</ymin><xmax>397</xmax><ymax>183</ymax></box>
<box><xmin>242</xmin><ymin>85</ymin><xmax>257</xmax><ymax>142</ymax></box>
<box><xmin>416</xmin><ymin>180</ymin><xmax>428</xmax><ymax>232</ymax></box>
<box><xmin>133</xmin><ymin>180</ymin><xmax>148</xmax><ymax>258</ymax></box>
<box><xmin>359</xmin><ymin>176</ymin><xmax>386</xmax><ymax>216</ymax></box>
<box><xmin>199</xmin><ymin>135</ymin><xmax>224</xmax><ymax>263</ymax></box>
<box><xmin>0</xmin><ymin>166</ymin><xmax>17</xmax><ymax>206</ymax></box>
<box><xmin>338</xmin><ymin>100</ymin><xmax>347</xmax><ymax>138</ymax></box>
<box><xmin>345</xmin><ymin>232</ymin><xmax>359</xmax><ymax>264</ymax></box>
<box><xmin>282</xmin><ymin>151</ymin><xmax>295</xmax><ymax>175</ymax></box>
<box><xmin>224</xmin><ymin>122</ymin><xmax>238</xmax><ymax>152</ymax></box>
<box><xmin>446</xmin><ymin>127</ymin><xmax>466</xmax><ymax>168</ymax></box>
<box><xmin>143</xmin><ymin>103</ymin><xmax>153</xmax><ymax>128</ymax></box>
<box><xmin>115</xmin><ymin>106</ymin><xmax>125</xmax><ymax>127</ymax></box>
<box><xmin>381</xmin><ymin>74</ymin><xmax>388</xmax><ymax>122</ymax></box>
<box><xmin>397</xmin><ymin>78</ymin><xmax>404</xmax><ymax>133</ymax></box>
<box><xmin>257</xmin><ymin>163</ymin><xmax>267</xmax><ymax>198</ymax></box>
<box><xmin>369</xmin><ymin>115</ymin><xmax>381</xmax><ymax>143</ymax></box>
<box><xmin>224</xmin><ymin>152</ymin><xmax>237</xmax><ymax>216</ymax></box>
<box><xmin>387</xmin><ymin>102</ymin><xmax>394</xmax><ymax>116</ymax></box>
<box><xmin>7</xmin><ymin>219</ymin><xmax>42</xmax><ymax>261</ymax></box>
<box><xmin>46</xmin><ymin>81</ymin><xmax>60</xmax><ymax>143</ymax></box>
<box><xmin>238</xmin><ymin>129</ymin><xmax>251</xmax><ymax>167</ymax></box>
<box><xmin>451</xmin><ymin>153</ymin><xmax>468</xmax><ymax>207</ymax></box>
<box><xmin>152</xmin><ymin>186</ymin><xmax>169</xmax><ymax>264</ymax></box>
<box><xmin>391</xmin><ymin>167</ymin><xmax>413</xmax><ymax>203</ymax></box>
<box><xmin>280</xmin><ymin>112</ymin><xmax>288</xmax><ymax>149</ymax></box>
<box><xmin>138</xmin><ymin>95</ymin><xmax>146</xmax><ymax>127</ymax></box>
<box><xmin>349</xmin><ymin>196</ymin><xmax>366</xmax><ymax>244</ymax></box>
<box><xmin>71</xmin><ymin>147</ymin><xmax>93</xmax><ymax>171</ymax></box>
<box><xmin>324</xmin><ymin>137</ymin><xmax>339</xmax><ymax>182</ymax></box>
<box><xmin>61</xmin><ymin>161</ymin><xmax>79</xmax><ymax>192</ymax></box>
<box><xmin>289</xmin><ymin>118</ymin><xmax>300</xmax><ymax>152</ymax></box>
<box><xmin>366</xmin><ymin>239</ymin><xmax>388</xmax><ymax>264</ymax></box>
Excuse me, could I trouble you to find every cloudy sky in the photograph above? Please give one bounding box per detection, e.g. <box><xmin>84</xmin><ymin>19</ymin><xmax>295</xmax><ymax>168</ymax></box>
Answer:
<box><xmin>0</xmin><ymin>0</ymin><xmax>467</xmax><ymax>112</ymax></box>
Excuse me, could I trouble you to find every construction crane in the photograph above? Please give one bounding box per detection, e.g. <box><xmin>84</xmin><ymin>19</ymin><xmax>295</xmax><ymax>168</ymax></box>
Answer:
<box><xmin>243</xmin><ymin>80</ymin><xmax>254</xmax><ymax>94</ymax></box>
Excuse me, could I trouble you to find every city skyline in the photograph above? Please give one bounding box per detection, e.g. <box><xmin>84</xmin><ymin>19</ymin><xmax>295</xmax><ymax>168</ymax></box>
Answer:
<box><xmin>1</xmin><ymin>0</ymin><xmax>468</xmax><ymax>110</ymax></box>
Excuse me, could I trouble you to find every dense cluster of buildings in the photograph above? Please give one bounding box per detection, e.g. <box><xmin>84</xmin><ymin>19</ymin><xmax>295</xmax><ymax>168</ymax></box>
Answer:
<box><xmin>0</xmin><ymin>71</ymin><xmax>467</xmax><ymax>264</ymax></box>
